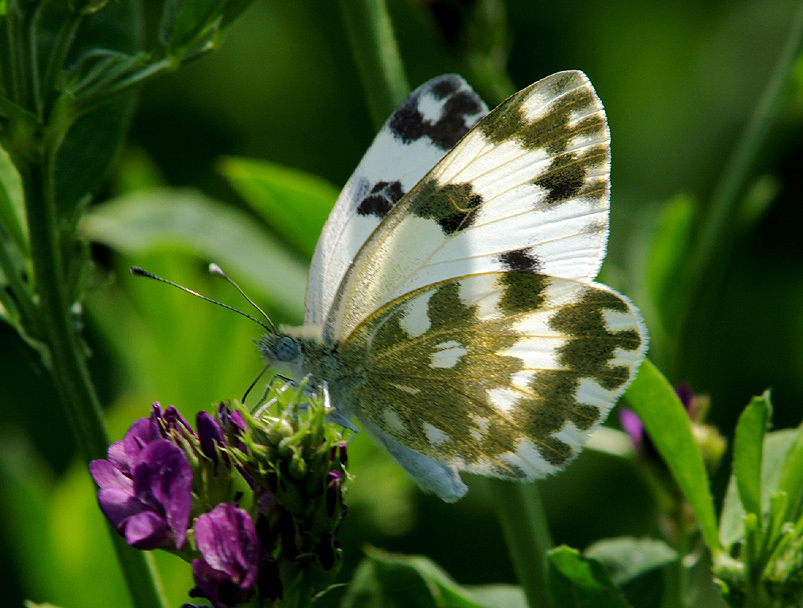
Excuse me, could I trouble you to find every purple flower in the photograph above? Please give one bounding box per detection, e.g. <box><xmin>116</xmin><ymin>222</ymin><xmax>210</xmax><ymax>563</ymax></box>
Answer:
<box><xmin>90</xmin><ymin>420</ymin><xmax>193</xmax><ymax>550</ymax></box>
<box><xmin>330</xmin><ymin>442</ymin><xmax>348</xmax><ymax>465</ymax></box>
<box><xmin>619</xmin><ymin>407</ymin><xmax>646</xmax><ymax>451</ymax></box>
<box><xmin>325</xmin><ymin>471</ymin><xmax>342</xmax><ymax>518</ymax></box>
<box><xmin>191</xmin><ymin>503</ymin><xmax>260</xmax><ymax>608</ymax></box>
<box><xmin>215</xmin><ymin>402</ymin><xmax>247</xmax><ymax>453</ymax></box>
<box><xmin>197</xmin><ymin>411</ymin><xmax>227</xmax><ymax>471</ymax></box>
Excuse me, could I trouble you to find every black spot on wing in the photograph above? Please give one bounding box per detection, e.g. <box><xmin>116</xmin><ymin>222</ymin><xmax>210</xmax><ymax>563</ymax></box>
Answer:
<box><xmin>430</xmin><ymin>76</ymin><xmax>460</xmax><ymax>98</ymax></box>
<box><xmin>410</xmin><ymin>179</ymin><xmax>482</xmax><ymax>234</ymax></box>
<box><xmin>533</xmin><ymin>152</ymin><xmax>586</xmax><ymax>205</ymax></box>
<box><xmin>389</xmin><ymin>75</ymin><xmax>485</xmax><ymax>150</ymax></box>
<box><xmin>499</xmin><ymin>248</ymin><xmax>542</xmax><ymax>274</ymax></box>
<box><xmin>356</xmin><ymin>180</ymin><xmax>405</xmax><ymax>218</ymax></box>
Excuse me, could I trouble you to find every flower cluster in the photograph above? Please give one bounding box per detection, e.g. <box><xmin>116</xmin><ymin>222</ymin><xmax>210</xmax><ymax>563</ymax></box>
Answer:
<box><xmin>91</xmin><ymin>380</ymin><xmax>350</xmax><ymax>608</ymax></box>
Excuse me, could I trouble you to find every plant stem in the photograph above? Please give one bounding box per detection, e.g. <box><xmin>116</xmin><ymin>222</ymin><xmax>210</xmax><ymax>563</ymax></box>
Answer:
<box><xmin>23</xmin><ymin>131</ymin><xmax>168</xmax><ymax>608</ymax></box>
<box><xmin>337</xmin><ymin>0</ymin><xmax>409</xmax><ymax>128</ymax></box>
<box><xmin>492</xmin><ymin>480</ymin><xmax>553</xmax><ymax>608</ymax></box>
<box><xmin>684</xmin><ymin>0</ymin><xmax>803</xmax><ymax>304</ymax></box>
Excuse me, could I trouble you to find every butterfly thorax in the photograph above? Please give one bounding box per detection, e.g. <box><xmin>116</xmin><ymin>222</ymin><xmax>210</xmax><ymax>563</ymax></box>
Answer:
<box><xmin>256</xmin><ymin>329</ymin><xmax>366</xmax><ymax>419</ymax></box>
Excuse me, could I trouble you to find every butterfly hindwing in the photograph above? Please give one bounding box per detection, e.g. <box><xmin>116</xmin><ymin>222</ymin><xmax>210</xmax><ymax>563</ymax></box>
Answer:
<box><xmin>305</xmin><ymin>75</ymin><xmax>488</xmax><ymax>324</ymax></box>
<box><xmin>327</xmin><ymin>271</ymin><xmax>645</xmax><ymax>501</ymax></box>
<box><xmin>326</xmin><ymin>71</ymin><xmax>611</xmax><ymax>343</ymax></box>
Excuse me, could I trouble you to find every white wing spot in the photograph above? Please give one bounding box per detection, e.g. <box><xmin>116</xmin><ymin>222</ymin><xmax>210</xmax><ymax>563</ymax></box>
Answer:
<box><xmin>389</xmin><ymin>382</ymin><xmax>421</xmax><ymax>395</ymax></box>
<box><xmin>424</xmin><ymin>423</ymin><xmax>451</xmax><ymax>447</ymax></box>
<box><xmin>470</xmin><ymin>416</ymin><xmax>490</xmax><ymax>442</ymax></box>
<box><xmin>602</xmin><ymin>307</ymin><xmax>638</xmax><ymax>333</ymax></box>
<box><xmin>488</xmin><ymin>387</ymin><xmax>517</xmax><ymax>413</ymax></box>
<box><xmin>399</xmin><ymin>290</ymin><xmax>433</xmax><ymax>337</ymax></box>
<box><xmin>383</xmin><ymin>410</ymin><xmax>407</xmax><ymax>434</ymax></box>
<box><xmin>431</xmin><ymin>340</ymin><xmax>467</xmax><ymax>368</ymax></box>
<box><xmin>417</xmin><ymin>90</ymin><xmax>446</xmax><ymax>123</ymax></box>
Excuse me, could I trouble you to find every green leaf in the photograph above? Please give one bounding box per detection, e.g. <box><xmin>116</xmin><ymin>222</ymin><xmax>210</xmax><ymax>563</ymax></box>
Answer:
<box><xmin>463</xmin><ymin>585</ymin><xmax>528</xmax><ymax>608</ymax></box>
<box><xmin>776</xmin><ymin>421</ymin><xmax>803</xmax><ymax>522</ymax></box>
<box><xmin>65</xmin><ymin>50</ymin><xmax>150</xmax><ymax>98</ymax></box>
<box><xmin>547</xmin><ymin>546</ymin><xmax>630</xmax><ymax>608</ymax></box>
<box><xmin>624</xmin><ymin>359</ymin><xmax>721</xmax><ymax>552</ymax></box>
<box><xmin>218</xmin><ymin>156</ymin><xmax>337</xmax><ymax>259</ymax></box>
<box><xmin>733</xmin><ymin>392</ymin><xmax>771</xmax><ymax>520</ymax></box>
<box><xmin>720</xmin><ymin>429</ymin><xmax>800</xmax><ymax>548</ymax></box>
<box><xmin>51</xmin><ymin>0</ymin><xmax>140</xmax><ymax>223</ymax></box>
<box><xmin>160</xmin><ymin>0</ymin><xmax>256</xmax><ymax>58</ymax></box>
<box><xmin>585</xmin><ymin>537</ymin><xmax>678</xmax><ymax>608</ymax></box>
<box><xmin>160</xmin><ymin>0</ymin><xmax>222</xmax><ymax>55</ymax></box>
<box><xmin>80</xmin><ymin>187</ymin><xmax>307</xmax><ymax>319</ymax></box>
<box><xmin>0</xmin><ymin>142</ymin><xmax>28</xmax><ymax>256</ymax></box>
<box><xmin>342</xmin><ymin>547</ymin><xmax>485</xmax><ymax>608</ymax></box>
<box><xmin>585</xmin><ymin>537</ymin><xmax>678</xmax><ymax>586</ymax></box>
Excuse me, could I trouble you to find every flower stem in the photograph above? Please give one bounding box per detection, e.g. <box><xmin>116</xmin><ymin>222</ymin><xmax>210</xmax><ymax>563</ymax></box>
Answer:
<box><xmin>23</xmin><ymin>133</ymin><xmax>169</xmax><ymax>608</ymax></box>
<box><xmin>491</xmin><ymin>480</ymin><xmax>553</xmax><ymax>608</ymax></box>
<box><xmin>337</xmin><ymin>0</ymin><xmax>409</xmax><ymax>128</ymax></box>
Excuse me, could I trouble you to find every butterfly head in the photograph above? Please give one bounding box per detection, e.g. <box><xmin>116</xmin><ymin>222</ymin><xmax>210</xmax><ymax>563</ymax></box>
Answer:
<box><xmin>257</xmin><ymin>333</ymin><xmax>301</xmax><ymax>364</ymax></box>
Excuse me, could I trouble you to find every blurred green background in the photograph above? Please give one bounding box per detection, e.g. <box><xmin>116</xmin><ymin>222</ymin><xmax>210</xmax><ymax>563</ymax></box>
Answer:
<box><xmin>2</xmin><ymin>0</ymin><xmax>803</xmax><ymax>606</ymax></box>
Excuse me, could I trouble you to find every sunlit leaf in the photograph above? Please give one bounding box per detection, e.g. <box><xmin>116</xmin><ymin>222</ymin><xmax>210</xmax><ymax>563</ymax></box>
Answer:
<box><xmin>624</xmin><ymin>359</ymin><xmax>720</xmax><ymax>552</ymax></box>
<box><xmin>219</xmin><ymin>156</ymin><xmax>337</xmax><ymax>259</ymax></box>
<box><xmin>732</xmin><ymin>392</ymin><xmax>771</xmax><ymax>520</ymax></box>
<box><xmin>80</xmin><ymin>187</ymin><xmax>307</xmax><ymax>318</ymax></box>
<box><xmin>0</xmin><ymin>143</ymin><xmax>28</xmax><ymax>255</ymax></box>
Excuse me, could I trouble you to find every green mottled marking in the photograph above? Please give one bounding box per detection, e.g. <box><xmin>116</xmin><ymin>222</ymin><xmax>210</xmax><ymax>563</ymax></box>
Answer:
<box><xmin>336</xmin><ymin>277</ymin><xmax>529</xmax><ymax>470</ymax></box>
<box><xmin>479</xmin><ymin>81</ymin><xmax>603</xmax><ymax>155</ymax></box>
<box><xmin>497</xmin><ymin>272</ymin><xmax>549</xmax><ymax>316</ymax></box>
<box><xmin>328</xmin><ymin>275</ymin><xmax>641</xmax><ymax>475</ymax></box>
<box><xmin>409</xmin><ymin>178</ymin><xmax>482</xmax><ymax>234</ymax></box>
<box><xmin>508</xmin><ymin>286</ymin><xmax>642</xmax><ymax>466</ymax></box>
<box><xmin>550</xmin><ymin>287</ymin><xmax>640</xmax><ymax>390</ymax></box>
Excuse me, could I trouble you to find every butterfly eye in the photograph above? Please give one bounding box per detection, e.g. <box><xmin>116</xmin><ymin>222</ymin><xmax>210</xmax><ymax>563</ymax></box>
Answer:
<box><xmin>274</xmin><ymin>336</ymin><xmax>299</xmax><ymax>361</ymax></box>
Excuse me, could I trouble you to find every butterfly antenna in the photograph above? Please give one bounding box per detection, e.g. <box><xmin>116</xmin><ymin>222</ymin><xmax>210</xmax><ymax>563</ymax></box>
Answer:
<box><xmin>208</xmin><ymin>263</ymin><xmax>277</xmax><ymax>333</ymax></box>
<box><xmin>131</xmin><ymin>266</ymin><xmax>275</xmax><ymax>333</ymax></box>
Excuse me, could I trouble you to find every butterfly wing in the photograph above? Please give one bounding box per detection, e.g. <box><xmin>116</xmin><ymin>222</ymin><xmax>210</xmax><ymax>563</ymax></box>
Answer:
<box><xmin>333</xmin><ymin>272</ymin><xmax>647</xmax><ymax>501</ymax></box>
<box><xmin>305</xmin><ymin>75</ymin><xmax>488</xmax><ymax>324</ymax></box>
<box><xmin>325</xmin><ymin>71</ymin><xmax>611</xmax><ymax>343</ymax></box>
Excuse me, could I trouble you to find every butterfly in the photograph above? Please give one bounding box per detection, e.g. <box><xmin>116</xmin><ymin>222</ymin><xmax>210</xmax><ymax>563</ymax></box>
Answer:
<box><xmin>258</xmin><ymin>71</ymin><xmax>648</xmax><ymax>502</ymax></box>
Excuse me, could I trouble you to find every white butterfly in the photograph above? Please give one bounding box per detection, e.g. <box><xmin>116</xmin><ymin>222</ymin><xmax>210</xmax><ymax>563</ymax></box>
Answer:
<box><xmin>259</xmin><ymin>71</ymin><xmax>648</xmax><ymax>502</ymax></box>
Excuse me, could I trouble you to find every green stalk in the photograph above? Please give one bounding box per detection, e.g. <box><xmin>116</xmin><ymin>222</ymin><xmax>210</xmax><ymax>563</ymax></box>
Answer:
<box><xmin>337</xmin><ymin>0</ymin><xmax>409</xmax><ymax>127</ymax></box>
<box><xmin>684</xmin><ymin>0</ymin><xmax>803</xmax><ymax>306</ymax></box>
<box><xmin>492</xmin><ymin>480</ymin><xmax>553</xmax><ymax>608</ymax></box>
<box><xmin>24</xmin><ymin>120</ymin><xmax>168</xmax><ymax>608</ymax></box>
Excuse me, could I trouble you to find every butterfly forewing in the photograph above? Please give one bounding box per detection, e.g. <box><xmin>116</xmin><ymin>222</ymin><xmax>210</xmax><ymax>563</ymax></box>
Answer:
<box><xmin>326</xmin><ymin>71</ymin><xmax>611</xmax><ymax>343</ymax></box>
<box><xmin>331</xmin><ymin>272</ymin><xmax>645</xmax><ymax>496</ymax></box>
<box><xmin>305</xmin><ymin>75</ymin><xmax>488</xmax><ymax>324</ymax></box>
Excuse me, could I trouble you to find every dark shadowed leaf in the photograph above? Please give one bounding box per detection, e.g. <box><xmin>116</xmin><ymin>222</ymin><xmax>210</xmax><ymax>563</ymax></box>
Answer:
<box><xmin>548</xmin><ymin>546</ymin><xmax>630</xmax><ymax>608</ymax></box>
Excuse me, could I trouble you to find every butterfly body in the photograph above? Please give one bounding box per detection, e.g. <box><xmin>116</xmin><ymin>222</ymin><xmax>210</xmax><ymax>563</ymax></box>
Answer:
<box><xmin>259</xmin><ymin>72</ymin><xmax>647</xmax><ymax>502</ymax></box>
